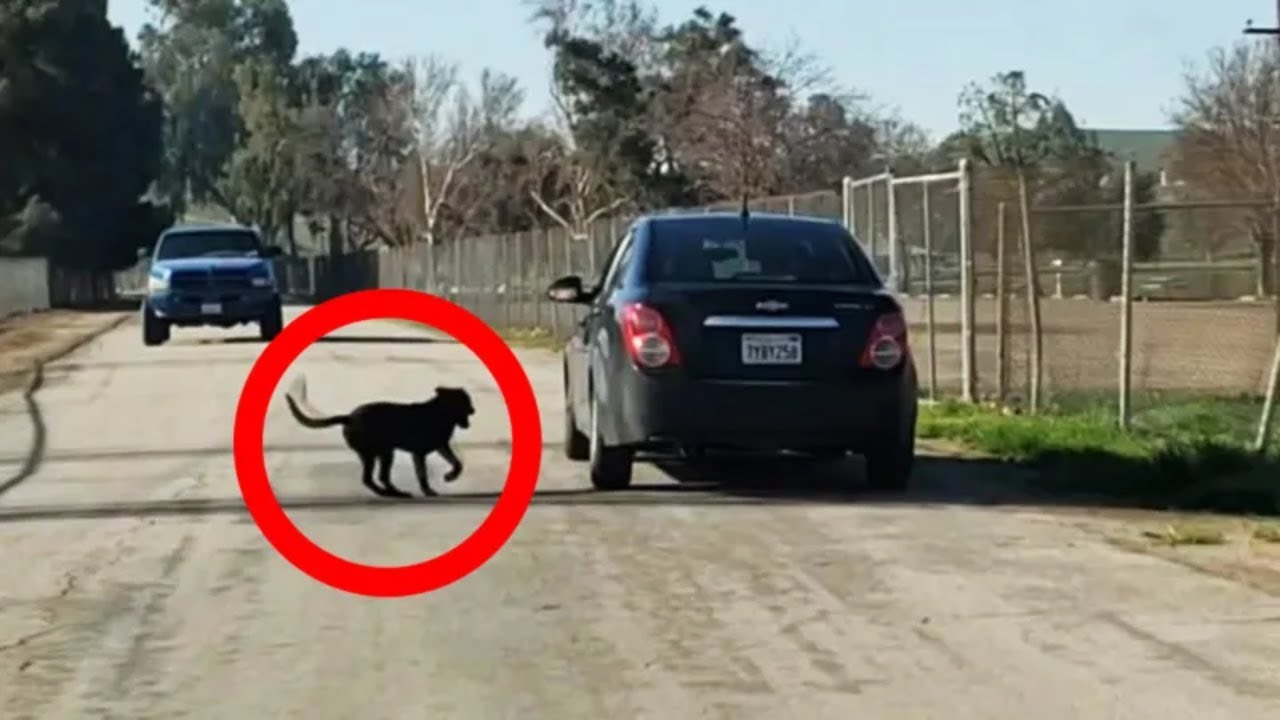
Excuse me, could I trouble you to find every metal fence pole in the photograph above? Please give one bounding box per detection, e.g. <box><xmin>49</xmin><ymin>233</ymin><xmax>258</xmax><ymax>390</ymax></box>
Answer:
<box><xmin>499</xmin><ymin>236</ymin><xmax>510</xmax><ymax>329</ymax></box>
<box><xmin>1257</xmin><ymin>333</ymin><xmax>1280</xmax><ymax>453</ymax></box>
<box><xmin>427</xmin><ymin>240</ymin><xmax>437</xmax><ymax>296</ymax></box>
<box><xmin>546</xmin><ymin>228</ymin><xmax>559</xmax><ymax>335</ymax></box>
<box><xmin>887</xmin><ymin>169</ymin><xmax>901</xmax><ymax>292</ymax></box>
<box><xmin>996</xmin><ymin>201</ymin><xmax>1009</xmax><ymax>403</ymax></box>
<box><xmin>452</xmin><ymin>236</ymin><xmax>461</xmax><ymax>305</ymax></box>
<box><xmin>841</xmin><ymin>177</ymin><xmax>854</xmax><ymax>233</ymax></box>
<box><xmin>565</xmin><ymin>228</ymin><xmax>574</xmax><ymax>281</ymax></box>
<box><xmin>867</xmin><ymin>180</ymin><xmax>877</xmax><ymax>270</ymax></box>
<box><xmin>922</xmin><ymin>182</ymin><xmax>937</xmax><ymax>401</ymax></box>
<box><xmin>958</xmin><ymin>158</ymin><xmax>975</xmax><ymax>402</ymax></box>
<box><xmin>1119</xmin><ymin>160</ymin><xmax>1135</xmax><ymax>430</ymax></box>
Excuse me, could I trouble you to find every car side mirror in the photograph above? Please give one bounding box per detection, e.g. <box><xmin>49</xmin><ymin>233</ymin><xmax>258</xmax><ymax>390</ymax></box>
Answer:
<box><xmin>260</xmin><ymin>245</ymin><xmax>284</xmax><ymax>259</ymax></box>
<box><xmin>546</xmin><ymin>275</ymin><xmax>587</xmax><ymax>303</ymax></box>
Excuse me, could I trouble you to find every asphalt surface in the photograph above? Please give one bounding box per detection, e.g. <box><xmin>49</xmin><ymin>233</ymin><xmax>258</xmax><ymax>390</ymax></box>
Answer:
<box><xmin>1</xmin><ymin>306</ymin><xmax>1278</xmax><ymax>719</ymax></box>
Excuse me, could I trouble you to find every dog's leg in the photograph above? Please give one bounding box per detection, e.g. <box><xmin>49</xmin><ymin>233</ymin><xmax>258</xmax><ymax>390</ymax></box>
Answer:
<box><xmin>438</xmin><ymin>444</ymin><xmax>463</xmax><ymax>483</ymax></box>
<box><xmin>359</xmin><ymin>452</ymin><xmax>390</xmax><ymax>498</ymax></box>
<box><xmin>412</xmin><ymin>453</ymin><xmax>437</xmax><ymax>497</ymax></box>
<box><xmin>378</xmin><ymin>450</ymin><xmax>412</xmax><ymax>499</ymax></box>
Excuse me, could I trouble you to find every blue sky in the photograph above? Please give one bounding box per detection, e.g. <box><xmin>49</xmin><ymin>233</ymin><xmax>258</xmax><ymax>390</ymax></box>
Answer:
<box><xmin>107</xmin><ymin>0</ymin><xmax>1272</xmax><ymax>141</ymax></box>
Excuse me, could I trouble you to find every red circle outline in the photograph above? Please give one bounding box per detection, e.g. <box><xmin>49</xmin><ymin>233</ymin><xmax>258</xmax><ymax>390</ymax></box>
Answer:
<box><xmin>232</xmin><ymin>289</ymin><xmax>541</xmax><ymax>598</ymax></box>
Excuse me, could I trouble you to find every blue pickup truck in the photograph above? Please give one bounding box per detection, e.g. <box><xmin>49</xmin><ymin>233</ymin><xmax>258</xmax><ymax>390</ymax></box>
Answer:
<box><xmin>140</xmin><ymin>223</ymin><xmax>286</xmax><ymax>346</ymax></box>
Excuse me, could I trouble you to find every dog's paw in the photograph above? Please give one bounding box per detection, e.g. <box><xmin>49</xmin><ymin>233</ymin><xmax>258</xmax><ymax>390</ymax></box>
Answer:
<box><xmin>444</xmin><ymin>468</ymin><xmax>462</xmax><ymax>483</ymax></box>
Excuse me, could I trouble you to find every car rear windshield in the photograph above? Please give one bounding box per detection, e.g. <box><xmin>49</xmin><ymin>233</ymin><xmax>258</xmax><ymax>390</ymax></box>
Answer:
<box><xmin>645</xmin><ymin>219</ymin><xmax>879</xmax><ymax>286</ymax></box>
<box><xmin>156</xmin><ymin>230</ymin><xmax>262</xmax><ymax>260</ymax></box>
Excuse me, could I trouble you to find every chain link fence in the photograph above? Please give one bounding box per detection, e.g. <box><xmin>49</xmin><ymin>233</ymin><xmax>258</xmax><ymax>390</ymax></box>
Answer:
<box><xmin>106</xmin><ymin>162</ymin><xmax>1280</xmax><ymax>447</ymax></box>
<box><xmin>354</xmin><ymin>190</ymin><xmax>850</xmax><ymax>340</ymax></box>
<box><xmin>955</xmin><ymin>163</ymin><xmax>1280</xmax><ymax>449</ymax></box>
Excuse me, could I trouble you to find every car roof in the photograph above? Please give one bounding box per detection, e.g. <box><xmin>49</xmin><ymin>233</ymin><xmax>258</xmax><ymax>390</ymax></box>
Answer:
<box><xmin>640</xmin><ymin>210</ymin><xmax>846</xmax><ymax>233</ymax></box>
<box><xmin>160</xmin><ymin>222</ymin><xmax>259</xmax><ymax>237</ymax></box>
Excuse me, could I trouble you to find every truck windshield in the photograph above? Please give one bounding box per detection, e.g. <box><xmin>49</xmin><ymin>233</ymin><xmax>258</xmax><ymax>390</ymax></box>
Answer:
<box><xmin>155</xmin><ymin>230</ymin><xmax>262</xmax><ymax>260</ymax></box>
<box><xmin>645</xmin><ymin>219</ymin><xmax>880</xmax><ymax>286</ymax></box>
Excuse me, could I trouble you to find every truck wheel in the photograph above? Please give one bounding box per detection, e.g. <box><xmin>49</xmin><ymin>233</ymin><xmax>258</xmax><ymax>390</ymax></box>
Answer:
<box><xmin>142</xmin><ymin>302</ymin><xmax>169</xmax><ymax>347</ymax></box>
<box><xmin>587</xmin><ymin>391</ymin><xmax>632</xmax><ymax>490</ymax></box>
<box><xmin>259</xmin><ymin>301</ymin><xmax>284</xmax><ymax>341</ymax></box>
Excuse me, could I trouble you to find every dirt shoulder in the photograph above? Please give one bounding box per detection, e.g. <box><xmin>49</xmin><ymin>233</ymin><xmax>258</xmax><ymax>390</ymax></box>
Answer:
<box><xmin>0</xmin><ymin>309</ymin><xmax>133</xmax><ymax>396</ymax></box>
<box><xmin>1058</xmin><ymin>512</ymin><xmax>1280</xmax><ymax>596</ymax></box>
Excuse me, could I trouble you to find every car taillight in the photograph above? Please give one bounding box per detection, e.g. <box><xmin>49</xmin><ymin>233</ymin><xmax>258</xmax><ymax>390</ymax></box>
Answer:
<box><xmin>620</xmin><ymin>302</ymin><xmax>682</xmax><ymax>369</ymax></box>
<box><xmin>859</xmin><ymin>311</ymin><xmax>909</xmax><ymax>370</ymax></box>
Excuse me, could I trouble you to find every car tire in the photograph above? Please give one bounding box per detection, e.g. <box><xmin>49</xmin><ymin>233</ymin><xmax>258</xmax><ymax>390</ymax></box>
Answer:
<box><xmin>587</xmin><ymin>390</ymin><xmax>632</xmax><ymax>491</ymax></box>
<box><xmin>142</xmin><ymin>302</ymin><xmax>169</xmax><ymax>347</ymax></box>
<box><xmin>259</xmin><ymin>300</ymin><xmax>284</xmax><ymax>341</ymax></box>
<box><xmin>863</xmin><ymin>430</ymin><xmax>914</xmax><ymax>493</ymax></box>
<box><xmin>563</xmin><ymin>374</ymin><xmax>590</xmax><ymax>462</ymax></box>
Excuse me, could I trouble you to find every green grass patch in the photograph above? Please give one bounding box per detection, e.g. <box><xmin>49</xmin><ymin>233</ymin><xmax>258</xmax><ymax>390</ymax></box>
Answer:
<box><xmin>1141</xmin><ymin>523</ymin><xmax>1229</xmax><ymax>546</ymax></box>
<box><xmin>497</xmin><ymin>326</ymin><xmax>562</xmax><ymax>350</ymax></box>
<box><xmin>919</xmin><ymin>398</ymin><xmax>1280</xmax><ymax>515</ymax></box>
<box><xmin>1253</xmin><ymin>523</ymin><xmax>1280</xmax><ymax>543</ymax></box>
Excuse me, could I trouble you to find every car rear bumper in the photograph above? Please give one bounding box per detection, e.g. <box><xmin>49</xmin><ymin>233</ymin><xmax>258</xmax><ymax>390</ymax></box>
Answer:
<box><xmin>608</xmin><ymin>364</ymin><xmax>917</xmax><ymax>453</ymax></box>
<box><xmin>147</xmin><ymin>290</ymin><xmax>279</xmax><ymax>323</ymax></box>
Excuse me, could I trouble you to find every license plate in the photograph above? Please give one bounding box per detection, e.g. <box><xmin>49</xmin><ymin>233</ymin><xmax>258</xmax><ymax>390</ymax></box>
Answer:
<box><xmin>200</xmin><ymin>302</ymin><xmax>222</xmax><ymax>315</ymax></box>
<box><xmin>741</xmin><ymin>333</ymin><xmax>802</xmax><ymax>365</ymax></box>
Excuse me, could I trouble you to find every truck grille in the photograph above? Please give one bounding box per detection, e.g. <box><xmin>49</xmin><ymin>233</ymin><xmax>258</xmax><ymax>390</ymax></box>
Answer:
<box><xmin>170</xmin><ymin>269</ymin><xmax>254</xmax><ymax>292</ymax></box>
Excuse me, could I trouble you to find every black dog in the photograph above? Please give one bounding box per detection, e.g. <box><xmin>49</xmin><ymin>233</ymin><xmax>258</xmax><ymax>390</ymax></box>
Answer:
<box><xmin>283</xmin><ymin>375</ymin><xmax>475</xmax><ymax>498</ymax></box>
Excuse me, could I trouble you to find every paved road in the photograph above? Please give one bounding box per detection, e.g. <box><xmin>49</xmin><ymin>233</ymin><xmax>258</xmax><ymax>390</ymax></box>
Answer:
<box><xmin>1</xmin><ymin>307</ymin><xmax>1278</xmax><ymax>719</ymax></box>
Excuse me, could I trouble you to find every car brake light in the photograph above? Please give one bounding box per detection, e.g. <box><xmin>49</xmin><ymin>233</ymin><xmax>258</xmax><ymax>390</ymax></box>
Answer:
<box><xmin>860</xmin><ymin>311</ymin><xmax>909</xmax><ymax>370</ymax></box>
<box><xmin>620</xmin><ymin>303</ymin><xmax>682</xmax><ymax>369</ymax></box>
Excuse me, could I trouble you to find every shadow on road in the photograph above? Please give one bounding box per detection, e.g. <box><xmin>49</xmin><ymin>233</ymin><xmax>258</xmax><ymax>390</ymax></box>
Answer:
<box><xmin>0</xmin><ymin>452</ymin><xmax>1229</xmax><ymax>525</ymax></box>
<box><xmin>196</xmin><ymin>335</ymin><xmax>456</xmax><ymax>346</ymax></box>
<box><xmin>0</xmin><ymin>364</ymin><xmax>47</xmax><ymax>499</ymax></box>
<box><xmin>0</xmin><ymin>440</ymin><xmax>560</xmax><ymax>466</ymax></box>
<box><xmin>55</xmin><ymin>299</ymin><xmax>144</xmax><ymax>313</ymax></box>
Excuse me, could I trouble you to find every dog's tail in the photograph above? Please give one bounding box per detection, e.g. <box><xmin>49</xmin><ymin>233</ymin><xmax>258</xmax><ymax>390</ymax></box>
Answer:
<box><xmin>283</xmin><ymin>374</ymin><xmax>349</xmax><ymax>429</ymax></box>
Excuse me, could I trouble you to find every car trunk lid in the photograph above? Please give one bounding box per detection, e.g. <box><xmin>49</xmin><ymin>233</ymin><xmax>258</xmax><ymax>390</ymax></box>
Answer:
<box><xmin>645</xmin><ymin>282</ymin><xmax>901</xmax><ymax>382</ymax></box>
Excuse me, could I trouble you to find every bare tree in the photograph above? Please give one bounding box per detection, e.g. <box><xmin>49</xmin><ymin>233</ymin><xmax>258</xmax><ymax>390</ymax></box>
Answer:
<box><xmin>663</xmin><ymin>40</ymin><xmax>789</xmax><ymax>201</ymax></box>
<box><xmin>958</xmin><ymin>70</ymin><xmax>1084</xmax><ymax>414</ymax></box>
<box><xmin>1171</xmin><ymin>40</ymin><xmax>1280</xmax><ymax>298</ymax></box>
<box><xmin>520</xmin><ymin>50</ymin><xmax>633</xmax><ymax>238</ymax></box>
<box><xmin>347</xmin><ymin>71</ymin><xmax>417</xmax><ymax>250</ymax></box>
<box><xmin>526</xmin><ymin>119</ymin><xmax>628</xmax><ymax>238</ymax></box>
<box><xmin>404</xmin><ymin>56</ymin><xmax>524</xmax><ymax>246</ymax></box>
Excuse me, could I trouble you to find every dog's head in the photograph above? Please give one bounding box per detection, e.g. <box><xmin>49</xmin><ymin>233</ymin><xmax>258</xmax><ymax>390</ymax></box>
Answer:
<box><xmin>435</xmin><ymin>386</ymin><xmax>475</xmax><ymax>429</ymax></box>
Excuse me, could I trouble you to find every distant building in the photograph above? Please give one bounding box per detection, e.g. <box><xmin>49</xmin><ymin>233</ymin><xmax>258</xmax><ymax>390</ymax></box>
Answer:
<box><xmin>1084</xmin><ymin>127</ymin><xmax>1260</xmax><ymax>262</ymax></box>
<box><xmin>1085</xmin><ymin>128</ymin><xmax>1181</xmax><ymax>185</ymax></box>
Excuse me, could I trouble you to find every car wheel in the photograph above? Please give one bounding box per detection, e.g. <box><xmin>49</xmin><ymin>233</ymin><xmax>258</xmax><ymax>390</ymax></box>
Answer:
<box><xmin>563</xmin><ymin>373</ymin><xmax>589</xmax><ymax>462</ymax></box>
<box><xmin>259</xmin><ymin>300</ymin><xmax>284</xmax><ymax>341</ymax></box>
<box><xmin>587</xmin><ymin>390</ymin><xmax>632</xmax><ymax>491</ymax></box>
<box><xmin>142</xmin><ymin>302</ymin><xmax>169</xmax><ymax>347</ymax></box>
<box><xmin>863</xmin><ymin>430</ymin><xmax>915</xmax><ymax>493</ymax></box>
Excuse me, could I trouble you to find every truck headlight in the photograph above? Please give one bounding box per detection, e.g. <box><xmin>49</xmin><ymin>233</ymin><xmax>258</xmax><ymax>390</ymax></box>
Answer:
<box><xmin>147</xmin><ymin>272</ymin><xmax>169</xmax><ymax>292</ymax></box>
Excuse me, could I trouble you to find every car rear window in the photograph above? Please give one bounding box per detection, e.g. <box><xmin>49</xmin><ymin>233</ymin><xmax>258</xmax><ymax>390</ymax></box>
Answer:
<box><xmin>156</xmin><ymin>230</ymin><xmax>262</xmax><ymax>260</ymax></box>
<box><xmin>645</xmin><ymin>219</ymin><xmax>880</xmax><ymax>286</ymax></box>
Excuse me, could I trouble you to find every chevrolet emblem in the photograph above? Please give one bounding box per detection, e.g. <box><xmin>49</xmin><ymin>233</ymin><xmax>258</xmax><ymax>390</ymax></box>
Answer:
<box><xmin>755</xmin><ymin>300</ymin><xmax>788</xmax><ymax>312</ymax></box>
